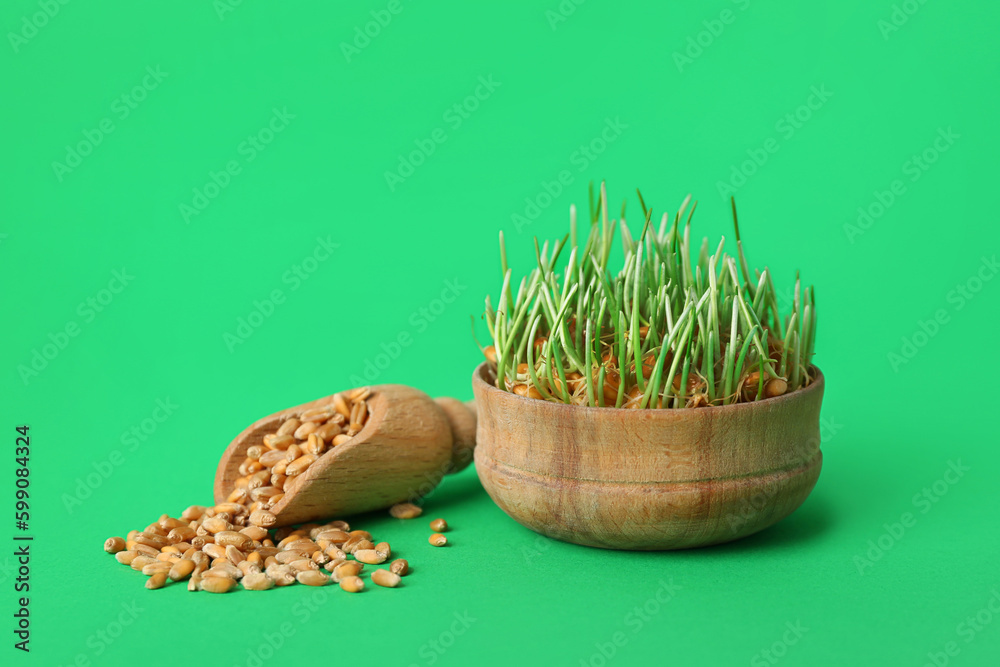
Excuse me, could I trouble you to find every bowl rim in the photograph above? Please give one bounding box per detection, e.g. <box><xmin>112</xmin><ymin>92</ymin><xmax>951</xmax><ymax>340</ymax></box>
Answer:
<box><xmin>472</xmin><ymin>362</ymin><xmax>824</xmax><ymax>416</ymax></box>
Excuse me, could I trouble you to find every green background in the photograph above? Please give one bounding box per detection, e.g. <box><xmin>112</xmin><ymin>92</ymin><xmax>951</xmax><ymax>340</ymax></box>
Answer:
<box><xmin>3</xmin><ymin>0</ymin><xmax>999</xmax><ymax>665</ymax></box>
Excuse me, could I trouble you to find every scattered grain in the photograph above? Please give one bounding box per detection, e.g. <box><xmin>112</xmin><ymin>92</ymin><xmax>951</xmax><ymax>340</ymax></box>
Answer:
<box><xmin>201</xmin><ymin>576</ymin><xmax>237</xmax><ymax>594</ymax></box>
<box><xmin>338</xmin><ymin>576</ymin><xmax>364</xmax><ymax>593</ymax></box>
<box><xmin>372</xmin><ymin>569</ymin><xmax>401</xmax><ymax>588</ymax></box>
<box><xmin>104</xmin><ymin>537</ymin><xmax>126</xmax><ymax>554</ymax></box>
<box><xmin>389</xmin><ymin>503</ymin><xmax>422</xmax><ymax>519</ymax></box>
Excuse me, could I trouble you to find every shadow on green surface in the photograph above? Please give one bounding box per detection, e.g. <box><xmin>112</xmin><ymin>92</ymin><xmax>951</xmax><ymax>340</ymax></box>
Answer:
<box><xmin>688</xmin><ymin>495</ymin><xmax>834</xmax><ymax>557</ymax></box>
<box><xmin>423</xmin><ymin>468</ymin><xmax>489</xmax><ymax>512</ymax></box>
<box><xmin>439</xmin><ymin>466</ymin><xmax>834</xmax><ymax>557</ymax></box>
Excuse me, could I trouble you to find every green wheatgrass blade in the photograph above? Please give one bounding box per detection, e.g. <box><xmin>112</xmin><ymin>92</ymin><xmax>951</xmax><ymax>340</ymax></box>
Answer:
<box><xmin>596</xmin><ymin>365</ymin><xmax>607</xmax><ymax>407</ymax></box>
<box><xmin>536</xmin><ymin>280</ymin><xmax>558</xmax><ymax>325</ymax></box>
<box><xmin>664</xmin><ymin>284</ymin><xmax>676</xmax><ymax>334</ymax></box>
<box><xmin>804</xmin><ymin>288</ymin><xmax>817</xmax><ymax>368</ymax></box>
<box><xmin>600</xmin><ymin>220</ymin><xmax>616</xmax><ymax>275</ymax></box>
<box><xmin>638</xmin><ymin>338</ymin><xmax>667</xmax><ymax>409</ymax></box>
<box><xmin>647</xmin><ymin>288</ymin><xmax>663</xmax><ymax>346</ymax></box>
<box><xmin>499</xmin><ymin>231</ymin><xmax>515</xmax><ymax>314</ymax></box>
<box><xmin>656</xmin><ymin>211</ymin><xmax>669</xmax><ymax>243</ymax></box>
<box><xmin>551</xmin><ymin>284</ymin><xmax>585</xmax><ymax>371</ymax></box>
<box><xmin>495</xmin><ymin>268</ymin><xmax>513</xmax><ymax>347</ymax></box>
<box><xmin>684</xmin><ymin>201</ymin><xmax>698</xmax><ymax>277</ymax></box>
<box><xmin>561</xmin><ymin>246</ymin><xmax>578</xmax><ymax>301</ymax></box>
<box><xmin>734</xmin><ymin>285</ymin><xmax>775</xmax><ymax>377</ymax></box>
<box><xmin>620</xmin><ymin>218</ymin><xmax>635</xmax><ymax>257</ymax></box>
<box><xmin>695</xmin><ymin>307</ymin><xmax>709</xmax><ymax>368</ymax></box>
<box><xmin>630</xmin><ymin>237</ymin><xmax>646</xmax><ymax>394</ymax></box>
<box><xmin>698</xmin><ymin>236</ymin><xmax>710</xmax><ymax>270</ymax></box>
<box><xmin>649</xmin><ymin>218</ymin><xmax>670</xmax><ymax>268</ymax></box>
<box><xmin>574</xmin><ymin>273</ymin><xmax>588</xmax><ymax>353</ymax></box>
<box><xmin>780</xmin><ymin>312</ymin><xmax>798</xmax><ymax>378</ymax></box>
<box><xmin>764</xmin><ymin>269</ymin><xmax>785</xmax><ymax>339</ymax></box>
<box><xmin>616</xmin><ymin>310</ymin><xmax>630</xmax><ymax>407</ymax></box>
<box><xmin>717</xmin><ymin>253</ymin><xmax>732</xmax><ymax>295</ymax></box>
<box><xmin>751</xmin><ymin>269</ymin><xmax>769</xmax><ymax>318</ymax></box>
<box><xmin>593</xmin><ymin>297</ymin><xmax>609</xmax><ymax>406</ymax></box>
<box><xmin>705</xmin><ymin>329</ymin><xmax>716</xmax><ymax>402</ymax></box>
<box><xmin>756</xmin><ymin>354</ymin><xmax>766</xmax><ymax>400</ymax></box>
<box><xmin>789</xmin><ymin>330</ymin><xmax>802</xmax><ymax>390</ymax></box>
<box><xmin>499</xmin><ymin>230</ymin><xmax>509</xmax><ymax>274</ymax></box>
<box><xmin>732</xmin><ymin>325</ymin><xmax>760</xmax><ymax>397</ymax></box>
<box><xmin>659</xmin><ymin>310</ymin><xmax>696</xmax><ymax>407</ymax></box>
<box><xmin>526</xmin><ymin>314</ymin><xmax>555</xmax><ymax>401</ymax></box>
<box><xmin>722</xmin><ymin>298</ymin><xmax>740</xmax><ymax>404</ymax></box>
<box><xmin>652</xmin><ymin>295</ymin><xmax>697</xmax><ymax>402</ymax></box>
<box><xmin>792</xmin><ymin>274</ymin><xmax>801</xmax><ymax>328</ymax></box>
<box><xmin>622</xmin><ymin>252</ymin><xmax>635</xmax><ymax>325</ymax></box>
<box><xmin>570</xmin><ymin>203</ymin><xmax>578</xmax><ymax>249</ymax></box>
<box><xmin>600</xmin><ymin>181</ymin><xmax>610</xmax><ymax>248</ymax></box>
<box><xmin>495</xmin><ymin>310</ymin><xmax>510</xmax><ymax>390</ymax></box>
<box><xmin>543</xmin><ymin>338</ymin><xmax>559</xmax><ymax>400</ymax></box>
<box><xmin>526</xmin><ymin>267</ymin><xmax>544</xmax><ymax>306</ymax></box>
<box><xmin>584</xmin><ymin>317</ymin><xmax>596</xmax><ymax>407</ymax></box>
<box><xmin>801</xmin><ymin>302</ymin><xmax>814</xmax><ymax>379</ymax></box>
<box><xmin>549</xmin><ymin>338</ymin><xmax>571</xmax><ymax>403</ymax></box>
<box><xmin>708</xmin><ymin>255</ymin><xmax>721</xmax><ymax>359</ymax></box>
<box><xmin>681</xmin><ymin>215</ymin><xmax>693</xmax><ymax>290</ymax></box>
<box><xmin>675</xmin><ymin>351</ymin><xmax>692</xmax><ymax>409</ymax></box>
<box><xmin>484</xmin><ymin>295</ymin><xmax>496</xmax><ymax>339</ymax></box>
<box><xmin>614</xmin><ymin>277</ymin><xmax>626</xmax><ymax>330</ymax></box>
<box><xmin>731</xmin><ymin>197</ymin><xmax>756</xmax><ymax>300</ymax></box>
<box><xmin>796</xmin><ymin>280</ymin><xmax>805</xmax><ymax>377</ymax></box>
<box><xmin>711</xmin><ymin>235</ymin><xmax>727</xmax><ymax>267</ymax></box>
<box><xmin>662</xmin><ymin>226</ymin><xmax>676</xmax><ymax>285</ymax></box>
<box><xmin>676</xmin><ymin>194</ymin><xmax>692</xmax><ymax>228</ymax></box>
<box><xmin>640</xmin><ymin>293</ymin><xmax>656</xmax><ymax>357</ymax></box>
<box><xmin>535</xmin><ymin>238</ymin><xmax>547</xmax><ymax>273</ymax></box>
<box><xmin>636</xmin><ymin>188</ymin><xmax>649</xmax><ymax>220</ymax></box>
<box><xmin>669</xmin><ymin>206</ymin><xmax>681</xmax><ymax>262</ymax></box>
<box><xmin>595</xmin><ymin>295</ymin><xmax>608</xmax><ymax>351</ymax></box>
<box><xmin>514</xmin><ymin>296</ymin><xmax>544</xmax><ymax>370</ymax></box>
<box><xmin>726</xmin><ymin>254</ymin><xmax>741</xmax><ymax>290</ymax></box>
<box><xmin>549</xmin><ymin>233</ymin><xmax>570</xmax><ymax>271</ymax></box>
<box><xmin>639</xmin><ymin>329</ymin><xmax>673</xmax><ymax>409</ymax></box>
<box><xmin>513</xmin><ymin>276</ymin><xmax>528</xmax><ymax>316</ymax></box>
<box><xmin>590</xmin><ymin>255</ymin><xmax>618</xmax><ymax>313</ymax></box>
<box><xmin>580</xmin><ymin>222</ymin><xmax>599</xmax><ymax>272</ymax></box>
<box><xmin>508</xmin><ymin>276</ymin><xmax>540</xmax><ymax>347</ymax></box>
<box><xmin>643</xmin><ymin>230</ymin><xmax>655</xmax><ymax>290</ymax></box>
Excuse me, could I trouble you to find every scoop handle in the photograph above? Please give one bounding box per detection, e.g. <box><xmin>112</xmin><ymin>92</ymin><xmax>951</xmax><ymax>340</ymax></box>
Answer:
<box><xmin>434</xmin><ymin>397</ymin><xmax>477</xmax><ymax>473</ymax></box>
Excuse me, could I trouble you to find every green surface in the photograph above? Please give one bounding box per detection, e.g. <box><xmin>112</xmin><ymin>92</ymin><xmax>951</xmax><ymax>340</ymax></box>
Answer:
<box><xmin>2</xmin><ymin>1</ymin><xmax>999</xmax><ymax>665</ymax></box>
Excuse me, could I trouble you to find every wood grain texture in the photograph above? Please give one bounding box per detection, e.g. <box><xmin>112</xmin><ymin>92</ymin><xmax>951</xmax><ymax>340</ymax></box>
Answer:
<box><xmin>472</xmin><ymin>363</ymin><xmax>824</xmax><ymax>550</ymax></box>
<box><xmin>214</xmin><ymin>385</ymin><xmax>476</xmax><ymax>527</ymax></box>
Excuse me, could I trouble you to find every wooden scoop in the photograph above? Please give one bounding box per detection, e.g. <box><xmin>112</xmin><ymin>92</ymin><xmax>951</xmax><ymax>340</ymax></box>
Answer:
<box><xmin>213</xmin><ymin>385</ymin><xmax>477</xmax><ymax>527</ymax></box>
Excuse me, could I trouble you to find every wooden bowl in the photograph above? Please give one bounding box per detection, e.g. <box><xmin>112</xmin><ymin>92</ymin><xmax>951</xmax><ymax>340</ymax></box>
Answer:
<box><xmin>472</xmin><ymin>363</ymin><xmax>824</xmax><ymax>550</ymax></box>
